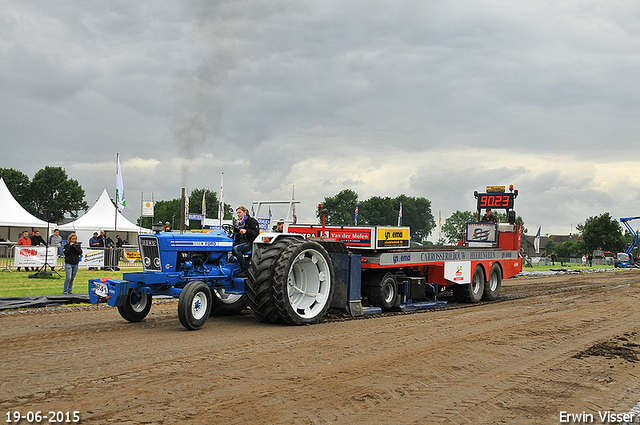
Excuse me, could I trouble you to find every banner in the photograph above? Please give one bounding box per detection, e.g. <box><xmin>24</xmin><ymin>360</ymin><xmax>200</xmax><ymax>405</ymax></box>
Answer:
<box><xmin>78</xmin><ymin>249</ymin><xmax>105</xmax><ymax>268</ymax></box>
<box><xmin>13</xmin><ymin>246</ymin><xmax>57</xmax><ymax>267</ymax></box>
<box><xmin>124</xmin><ymin>250</ymin><xmax>141</xmax><ymax>263</ymax></box>
<box><xmin>141</xmin><ymin>200</ymin><xmax>154</xmax><ymax>217</ymax></box>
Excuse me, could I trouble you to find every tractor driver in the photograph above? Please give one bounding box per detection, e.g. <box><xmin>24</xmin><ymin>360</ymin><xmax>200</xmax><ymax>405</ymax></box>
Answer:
<box><xmin>482</xmin><ymin>208</ymin><xmax>498</xmax><ymax>223</ymax></box>
<box><xmin>232</xmin><ymin>206</ymin><xmax>260</xmax><ymax>276</ymax></box>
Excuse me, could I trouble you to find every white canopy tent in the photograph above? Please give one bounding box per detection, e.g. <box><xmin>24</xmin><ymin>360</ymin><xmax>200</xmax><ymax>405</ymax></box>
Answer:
<box><xmin>59</xmin><ymin>189</ymin><xmax>147</xmax><ymax>246</ymax></box>
<box><xmin>0</xmin><ymin>177</ymin><xmax>52</xmax><ymax>242</ymax></box>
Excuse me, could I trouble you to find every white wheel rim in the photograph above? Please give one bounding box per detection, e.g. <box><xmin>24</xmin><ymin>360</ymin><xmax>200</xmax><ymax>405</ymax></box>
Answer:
<box><xmin>383</xmin><ymin>282</ymin><xmax>395</xmax><ymax>304</ymax></box>
<box><xmin>489</xmin><ymin>270</ymin><xmax>499</xmax><ymax>292</ymax></box>
<box><xmin>191</xmin><ymin>291</ymin><xmax>208</xmax><ymax>320</ymax></box>
<box><xmin>131</xmin><ymin>292</ymin><xmax>148</xmax><ymax>313</ymax></box>
<box><xmin>472</xmin><ymin>271</ymin><xmax>483</xmax><ymax>294</ymax></box>
<box><xmin>286</xmin><ymin>249</ymin><xmax>331</xmax><ymax>319</ymax></box>
<box><xmin>214</xmin><ymin>289</ymin><xmax>243</xmax><ymax>305</ymax></box>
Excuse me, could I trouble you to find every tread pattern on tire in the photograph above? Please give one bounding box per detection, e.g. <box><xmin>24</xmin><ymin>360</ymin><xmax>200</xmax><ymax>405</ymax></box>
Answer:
<box><xmin>245</xmin><ymin>238</ymin><xmax>295</xmax><ymax>324</ymax></box>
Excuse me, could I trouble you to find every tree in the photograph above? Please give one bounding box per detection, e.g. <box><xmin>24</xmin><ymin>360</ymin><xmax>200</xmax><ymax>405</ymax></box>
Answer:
<box><xmin>334</xmin><ymin>192</ymin><xmax>436</xmax><ymax>243</ymax></box>
<box><xmin>395</xmin><ymin>195</ymin><xmax>435</xmax><ymax>243</ymax></box>
<box><xmin>0</xmin><ymin>168</ymin><xmax>31</xmax><ymax>207</ymax></box>
<box><xmin>317</xmin><ymin>189</ymin><xmax>359</xmax><ymax>225</ymax></box>
<box><xmin>580</xmin><ymin>213</ymin><xmax>626</xmax><ymax>253</ymax></box>
<box><xmin>442</xmin><ymin>211</ymin><xmax>473</xmax><ymax>244</ymax></box>
<box><xmin>359</xmin><ymin>196</ymin><xmax>396</xmax><ymax>226</ymax></box>
<box><xmin>29</xmin><ymin>166</ymin><xmax>88</xmax><ymax>219</ymax></box>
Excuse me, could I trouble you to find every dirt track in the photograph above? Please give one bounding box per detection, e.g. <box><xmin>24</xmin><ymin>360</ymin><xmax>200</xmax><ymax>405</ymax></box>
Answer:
<box><xmin>1</xmin><ymin>270</ymin><xmax>640</xmax><ymax>424</ymax></box>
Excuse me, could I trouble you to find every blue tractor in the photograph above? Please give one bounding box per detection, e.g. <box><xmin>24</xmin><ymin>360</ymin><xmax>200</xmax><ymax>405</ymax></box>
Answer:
<box><xmin>89</xmin><ymin>228</ymin><xmax>338</xmax><ymax>330</ymax></box>
<box><xmin>615</xmin><ymin>216</ymin><xmax>640</xmax><ymax>268</ymax></box>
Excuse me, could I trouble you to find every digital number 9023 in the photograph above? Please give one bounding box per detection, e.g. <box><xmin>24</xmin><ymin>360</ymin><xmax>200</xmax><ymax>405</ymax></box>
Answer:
<box><xmin>479</xmin><ymin>194</ymin><xmax>511</xmax><ymax>208</ymax></box>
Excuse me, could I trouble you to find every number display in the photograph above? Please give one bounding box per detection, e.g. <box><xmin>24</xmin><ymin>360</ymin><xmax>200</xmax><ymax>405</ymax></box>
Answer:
<box><xmin>476</xmin><ymin>194</ymin><xmax>513</xmax><ymax>210</ymax></box>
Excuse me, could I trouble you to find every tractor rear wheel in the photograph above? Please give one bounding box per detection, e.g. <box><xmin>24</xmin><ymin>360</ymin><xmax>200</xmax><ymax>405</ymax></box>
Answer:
<box><xmin>178</xmin><ymin>281</ymin><xmax>212</xmax><ymax>330</ymax></box>
<box><xmin>245</xmin><ymin>237</ymin><xmax>297</xmax><ymax>324</ymax></box>
<box><xmin>117</xmin><ymin>289</ymin><xmax>152</xmax><ymax>322</ymax></box>
<box><xmin>271</xmin><ymin>240</ymin><xmax>334</xmax><ymax>325</ymax></box>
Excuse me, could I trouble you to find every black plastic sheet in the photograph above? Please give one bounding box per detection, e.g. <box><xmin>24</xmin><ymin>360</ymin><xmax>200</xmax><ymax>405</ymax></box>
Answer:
<box><xmin>0</xmin><ymin>293</ymin><xmax>90</xmax><ymax>310</ymax></box>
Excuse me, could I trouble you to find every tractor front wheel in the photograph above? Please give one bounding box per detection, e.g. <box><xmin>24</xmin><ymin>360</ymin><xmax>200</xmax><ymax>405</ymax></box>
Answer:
<box><xmin>178</xmin><ymin>281</ymin><xmax>212</xmax><ymax>330</ymax></box>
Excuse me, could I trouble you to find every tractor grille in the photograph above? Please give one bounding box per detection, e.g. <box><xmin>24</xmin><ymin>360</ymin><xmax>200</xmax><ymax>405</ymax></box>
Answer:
<box><xmin>139</xmin><ymin>236</ymin><xmax>161</xmax><ymax>271</ymax></box>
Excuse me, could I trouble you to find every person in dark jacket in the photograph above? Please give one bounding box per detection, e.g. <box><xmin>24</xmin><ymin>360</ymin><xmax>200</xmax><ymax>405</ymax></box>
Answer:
<box><xmin>30</xmin><ymin>230</ymin><xmax>47</xmax><ymax>246</ymax></box>
<box><xmin>232</xmin><ymin>206</ymin><xmax>260</xmax><ymax>276</ymax></box>
<box><xmin>63</xmin><ymin>233</ymin><xmax>83</xmax><ymax>294</ymax></box>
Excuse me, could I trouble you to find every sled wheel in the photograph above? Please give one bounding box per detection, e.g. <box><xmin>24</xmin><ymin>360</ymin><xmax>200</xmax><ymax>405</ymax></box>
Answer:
<box><xmin>178</xmin><ymin>281</ymin><xmax>212</xmax><ymax>330</ymax></box>
<box><xmin>453</xmin><ymin>265</ymin><xmax>485</xmax><ymax>303</ymax></box>
<box><xmin>245</xmin><ymin>237</ymin><xmax>298</xmax><ymax>324</ymax></box>
<box><xmin>117</xmin><ymin>289</ymin><xmax>152</xmax><ymax>322</ymax></box>
<box><xmin>269</xmin><ymin>240</ymin><xmax>334</xmax><ymax>325</ymax></box>
<box><xmin>482</xmin><ymin>263</ymin><xmax>502</xmax><ymax>301</ymax></box>
<box><xmin>368</xmin><ymin>273</ymin><xmax>398</xmax><ymax>311</ymax></box>
<box><xmin>210</xmin><ymin>290</ymin><xmax>248</xmax><ymax>316</ymax></box>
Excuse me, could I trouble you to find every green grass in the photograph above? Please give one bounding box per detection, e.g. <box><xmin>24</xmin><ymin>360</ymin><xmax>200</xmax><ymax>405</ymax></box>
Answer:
<box><xmin>0</xmin><ymin>261</ymin><xmax>143</xmax><ymax>297</ymax></box>
<box><xmin>522</xmin><ymin>262</ymin><xmax>613</xmax><ymax>272</ymax></box>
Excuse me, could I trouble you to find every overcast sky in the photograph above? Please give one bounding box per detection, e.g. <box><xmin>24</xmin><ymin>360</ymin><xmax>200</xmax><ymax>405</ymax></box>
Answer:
<box><xmin>2</xmin><ymin>0</ymin><xmax>640</xmax><ymax>239</ymax></box>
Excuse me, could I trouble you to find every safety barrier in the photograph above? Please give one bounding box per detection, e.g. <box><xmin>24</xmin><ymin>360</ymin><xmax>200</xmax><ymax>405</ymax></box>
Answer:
<box><xmin>1</xmin><ymin>244</ymin><xmax>142</xmax><ymax>271</ymax></box>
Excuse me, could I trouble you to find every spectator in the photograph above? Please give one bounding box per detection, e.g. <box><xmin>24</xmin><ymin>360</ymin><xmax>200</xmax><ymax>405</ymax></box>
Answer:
<box><xmin>30</xmin><ymin>230</ymin><xmax>47</xmax><ymax>247</ymax></box>
<box><xmin>63</xmin><ymin>233</ymin><xmax>82</xmax><ymax>295</ymax></box>
<box><xmin>232</xmin><ymin>206</ymin><xmax>260</xmax><ymax>276</ymax></box>
<box><xmin>16</xmin><ymin>230</ymin><xmax>32</xmax><ymax>272</ymax></box>
<box><xmin>115</xmin><ymin>235</ymin><xmax>124</xmax><ymax>259</ymax></box>
<box><xmin>98</xmin><ymin>230</ymin><xmax>108</xmax><ymax>247</ymax></box>
<box><xmin>89</xmin><ymin>232</ymin><xmax>101</xmax><ymax>247</ymax></box>
<box><xmin>49</xmin><ymin>229</ymin><xmax>63</xmax><ymax>257</ymax></box>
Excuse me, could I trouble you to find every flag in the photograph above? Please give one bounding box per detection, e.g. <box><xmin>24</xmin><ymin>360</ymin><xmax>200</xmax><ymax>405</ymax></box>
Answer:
<box><xmin>218</xmin><ymin>173</ymin><xmax>224</xmax><ymax>223</ymax></box>
<box><xmin>398</xmin><ymin>203</ymin><xmax>402</xmax><ymax>226</ymax></box>
<box><xmin>292</xmin><ymin>185</ymin><xmax>297</xmax><ymax>224</ymax></box>
<box><xmin>202</xmin><ymin>192</ymin><xmax>206</xmax><ymax>218</ymax></box>
<box><xmin>534</xmin><ymin>226</ymin><xmax>541</xmax><ymax>254</ymax></box>
<box><xmin>185</xmin><ymin>189</ymin><xmax>189</xmax><ymax>226</ymax></box>
<box><xmin>251</xmin><ymin>205</ymin><xmax>255</xmax><ymax>216</ymax></box>
<box><xmin>115</xmin><ymin>154</ymin><xmax>126</xmax><ymax>212</ymax></box>
<box><xmin>354</xmin><ymin>201</ymin><xmax>359</xmax><ymax>225</ymax></box>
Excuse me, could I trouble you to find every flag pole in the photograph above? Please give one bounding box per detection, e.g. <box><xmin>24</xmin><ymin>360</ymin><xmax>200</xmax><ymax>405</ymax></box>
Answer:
<box><xmin>218</xmin><ymin>172</ymin><xmax>224</xmax><ymax>228</ymax></box>
<box><xmin>114</xmin><ymin>153</ymin><xmax>119</xmax><ymax>234</ymax></box>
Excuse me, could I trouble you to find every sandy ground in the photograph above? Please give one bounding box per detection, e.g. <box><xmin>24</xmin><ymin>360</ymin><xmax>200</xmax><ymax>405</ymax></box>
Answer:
<box><xmin>1</xmin><ymin>269</ymin><xmax>640</xmax><ymax>425</ymax></box>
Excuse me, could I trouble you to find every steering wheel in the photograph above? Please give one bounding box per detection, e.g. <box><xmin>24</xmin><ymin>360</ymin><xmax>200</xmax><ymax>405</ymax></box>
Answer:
<box><xmin>222</xmin><ymin>224</ymin><xmax>235</xmax><ymax>239</ymax></box>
